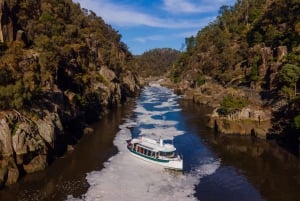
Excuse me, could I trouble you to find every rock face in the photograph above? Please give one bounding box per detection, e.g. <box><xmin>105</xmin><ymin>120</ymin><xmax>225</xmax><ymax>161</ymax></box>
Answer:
<box><xmin>164</xmin><ymin>76</ymin><xmax>273</xmax><ymax>138</ymax></box>
<box><xmin>247</xmin><ymin>44</ymin><xmax>288</xmax><ymax>91</ymax></box>
<box><xmin>208</xmin><ymin>107</ymin><xmax>272</xmax><ymax>138</ymax></box>
<box><xmin>0</xmin><ymin>0</ymin><xmax>15</xmax><ymax>43</ymax></box>
<box><xmin>0</xmin><ymin>118</ymin><xmax>13</xmax><ymax>156</ymax></box>
<box><xmin>0</xmin><ymin>111</ymin><xmax>57</xmax><ymax>186</ymax></box>
<box><xmin>0</xmin><ymin>0</ymin><xmax>141</xmax><ymax>188</ymax></box>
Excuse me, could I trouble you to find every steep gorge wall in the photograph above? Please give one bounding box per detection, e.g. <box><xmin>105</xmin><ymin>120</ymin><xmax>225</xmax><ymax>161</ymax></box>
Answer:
<box><xmin>0</xmin><ymin>0</ymin><xmax>140</xmax><ymax>187</ymax></box>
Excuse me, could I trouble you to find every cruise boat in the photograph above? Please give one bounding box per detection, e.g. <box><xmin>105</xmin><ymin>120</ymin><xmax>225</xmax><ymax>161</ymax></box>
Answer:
<box><xmin>127</xmin><ymin>137</ymin><xmax>183</xmax><ymax>170</ymax></box>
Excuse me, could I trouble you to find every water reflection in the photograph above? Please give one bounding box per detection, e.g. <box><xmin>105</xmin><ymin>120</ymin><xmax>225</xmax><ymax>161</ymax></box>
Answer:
<box><xmin>0</xmin><ymin>101</ymin><xmax>135</xmax><ymax>201</ymax></box>
<box><xmin>180</xmin><ymin>100</ymin><xmax>300</xmax><ymax>201</ymax></box>
<box><xmin>201</xmin><ymin>135</ymin><xmax>300</xmax><ymax>201</ymax></box>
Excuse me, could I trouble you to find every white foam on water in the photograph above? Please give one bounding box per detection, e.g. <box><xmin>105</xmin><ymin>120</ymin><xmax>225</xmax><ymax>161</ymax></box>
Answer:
<box><xmin>139</xmin><ymin>126</ymin><xmax>184</xmax><ymax>139</ymax></box>
<box><xmin>66</xmin><ymin>83</ymin><xmax>220</xmax><ymax>201</ymax></box>
<box><xmin>154</xmin><ymin>100</ymin><xmax>179</xmax><ymax>109</ymax></box>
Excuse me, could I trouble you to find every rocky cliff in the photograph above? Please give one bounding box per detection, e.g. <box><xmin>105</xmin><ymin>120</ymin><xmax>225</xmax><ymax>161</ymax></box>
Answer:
<box><xmin>168</xmin><ymin>0</ymin><xmax>300</xmax><ymax>142</ymax></box>
<box><xmin>0</xmin><ymin>0</ymin><xmax>140</xmax><ymax>187</ymax></box>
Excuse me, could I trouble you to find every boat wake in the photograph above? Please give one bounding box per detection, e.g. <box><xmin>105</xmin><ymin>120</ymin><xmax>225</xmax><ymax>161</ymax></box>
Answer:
<box><xmin>67</xmin><ymin>83</ymin><xmax>220</xmax><ymax>201</ymax></box>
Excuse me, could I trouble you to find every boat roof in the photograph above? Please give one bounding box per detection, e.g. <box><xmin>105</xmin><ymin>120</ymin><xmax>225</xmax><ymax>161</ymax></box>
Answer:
<box><xmin>131</xmin><ymin>137</ymin><xmax>176</xmax><ymax>152</ymax></box>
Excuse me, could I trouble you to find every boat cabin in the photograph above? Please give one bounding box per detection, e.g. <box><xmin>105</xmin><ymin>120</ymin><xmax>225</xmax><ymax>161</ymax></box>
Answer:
<box><xmin>128</xmin><ymin>137</ymin><xmax>178</xmax><ymax>160</ymax></box>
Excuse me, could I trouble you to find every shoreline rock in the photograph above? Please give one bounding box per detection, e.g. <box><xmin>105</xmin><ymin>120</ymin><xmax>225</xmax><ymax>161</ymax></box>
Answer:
<box><xmin>161</xmin><ymin>78</ymin><xmax>273</xmax><ymax>138</ymax></box>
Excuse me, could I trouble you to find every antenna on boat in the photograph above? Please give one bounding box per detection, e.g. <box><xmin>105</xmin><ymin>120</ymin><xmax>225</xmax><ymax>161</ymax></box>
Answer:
<box><xmin>160</xmin><ymin>138</ymin><xmax>164</xmax><ymax>147</ymax></box>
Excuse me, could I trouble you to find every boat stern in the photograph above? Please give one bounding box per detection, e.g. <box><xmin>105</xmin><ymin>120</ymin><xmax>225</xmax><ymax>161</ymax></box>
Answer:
<box><xmin>168</xmin><ymin>158</ymin><xmax>183</xmax><ymax>171</ymax></box>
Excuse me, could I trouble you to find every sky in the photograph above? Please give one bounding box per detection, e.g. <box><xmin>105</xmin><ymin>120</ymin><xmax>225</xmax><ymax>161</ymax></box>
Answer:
<box><xmin>73</xmin><ymin>0</ymin><xmax>236</xmax><ymax>55</ymax></box>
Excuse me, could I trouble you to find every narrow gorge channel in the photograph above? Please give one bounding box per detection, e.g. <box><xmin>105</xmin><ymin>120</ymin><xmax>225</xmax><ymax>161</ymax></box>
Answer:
<box><xmin>1</xmin><ymin>83</ymin><xmax>300</xmax><ymax>201</ymax></box>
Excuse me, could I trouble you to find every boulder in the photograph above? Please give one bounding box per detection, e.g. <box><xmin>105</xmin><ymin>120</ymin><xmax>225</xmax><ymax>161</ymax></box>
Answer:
<box><xmin>0</xmin><ymin>118</ymin><xmax>13</xmax><ymax>156</ymax></box>
<box><xmin>83</xmin><ymin>127</ymin><xmax>94</xmax><ymax>135</ymax></box>
<box><xmin>0</xmin><ymin>167</ymin><xmax>8</xmax><ymax>187</ymax></box>
<box><xmin>5</xmin><ymin>167</ymin><xmax>19</xmax><ymax>185</ymax></box>
<box><xmin>5</xmin><ymin>157</ymin><xmax>19</xmax><ymax>185</ymax></box>
<box><xmin>12</xmin><ymin>130</ymin><xmax>27</xmax><ymax>155</ymax></box>
<box><xmin>13</xmin><ymin>121</ymin><xmax>47</xmax><ymax>155</ymax></box>
<box><xmin>277</xmin><ymin>46</ymin><xmax>287</xmax><ymax>62</ymax></box>
<box><xmin>23</xmin><ymin>155</ymin><xmax>47</xmax><ymax>174</ymax></box>
<box><xmin>261</xmin><ymin>47</ymin><xmax>272</xmax><ymax>65</ymax></box>
<box><xmin>100</xmin><ymin>65</ymin><xmax>117</xmax><ymax>82</ymax></box>
<box><xmin>36</xmin><ymin>119</ymin><xmax>55</xmax><ymax>147</ymax></box>
<box><xmin>122</xmin><ymin>71</ymin><xmax>140</xmax><ymax>97</ymax></box>
<box><xmin>12</xmin><ymin>123</ymin><xmax>35</xmax><ymax>154</ymax></box>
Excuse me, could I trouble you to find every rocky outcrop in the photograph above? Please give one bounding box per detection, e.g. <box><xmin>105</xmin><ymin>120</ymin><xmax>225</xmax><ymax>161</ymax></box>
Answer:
<box><xmin>121</xmin><ymin>70</ymin><xmax>140</xmax><ymax>97</ymax></box>
<box><xmin>0</xmin><ymin>118</ymin><xmax>13</xmax><ymax>156</ymax></box>
<box><xmin>0</xmin><ymin>110</ymin><xmax>61</xmax><ymax>186</ymax></box>
<box><xmin>0</xmin><ymin>0</ymin><xmax>141</xmax><ymax>188</ymax></box>
<box><xmin>247</xmin><ymin>44</ymin><xmax>288</xmax><ymax>91</ymax></box>
<box><xmin>23</xmin><ymin>155</ymin><xmax>47</xmax><ymax>173</ymax></box>
<box><xmin>208</xmin><ymin>107</ymin><xmax>272</xmax><ymax>138</ymax></box>
<box><xmin>276</xmin><ymin>46</ymin><xmax>287</xmax><ymax>62</ymax></box>
<box><xmin>164</xmin><ymin>76</ymin><xmax>272</xmax><ymax>138</ymax></box>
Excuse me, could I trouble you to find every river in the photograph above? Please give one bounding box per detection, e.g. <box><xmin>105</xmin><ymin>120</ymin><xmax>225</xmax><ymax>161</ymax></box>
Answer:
<box><xmin>1</xmin><ymin>83</ymin><xmax>300</xmax><ymax>201</ymax></box>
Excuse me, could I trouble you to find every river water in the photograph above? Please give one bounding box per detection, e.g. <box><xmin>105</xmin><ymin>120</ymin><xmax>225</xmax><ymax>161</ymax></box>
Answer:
<box><xmin>1</xmin><ymin>83</ymin><xmax>300</xmax><ymax>201</ymax></box>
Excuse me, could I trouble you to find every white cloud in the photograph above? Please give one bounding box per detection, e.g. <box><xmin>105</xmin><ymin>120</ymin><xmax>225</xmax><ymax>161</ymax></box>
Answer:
<box><xmin>162</xmin><ymin>0</ymin><xmax>236</xmax><ymax>14</ymax></box>
<box><xmin>162</xmin><ymin>0</ymin><xmax>214</xmax><ymax>14</ymax></box>
<box><xmin>133</xmin><ymin>29</ymin><xmax>199</xmax><ymax>44</ymax></box>
<box><xmin>73</xmin><ymin>0</ymin><xmax>212</xmax><ymax>28</ymax></box>
<box><xmin>134</xmin><ymin>35</ymin><xmax>165</xmax><ymax>43</ymax></box>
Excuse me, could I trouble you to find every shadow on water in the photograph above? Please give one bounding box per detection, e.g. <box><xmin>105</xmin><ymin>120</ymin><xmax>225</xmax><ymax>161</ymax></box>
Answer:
<box><xmin>0</xmin><ymin>101</ymin><xmax>136</xmax><ymax>201</ymax></box>
<box><xmin>179</xmin><ymin>100</ymin><xmax>300</xmax><ymax>201</ymax></box>
<box><xmin>267</xmin><ymin>99</ymin><xmax>300</xmax><ymax>157</ymax></box>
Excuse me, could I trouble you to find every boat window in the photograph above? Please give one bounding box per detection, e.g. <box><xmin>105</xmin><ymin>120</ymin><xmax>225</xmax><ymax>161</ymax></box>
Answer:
<box><xmin>159</xmin><ymin>151</ymin><xmax>175</xmax><ymax>158</ymax></box>
<box><xmin>151</xmin><ymin>152</ymin><xmax>155</xmax><ymax>157</ymax></box>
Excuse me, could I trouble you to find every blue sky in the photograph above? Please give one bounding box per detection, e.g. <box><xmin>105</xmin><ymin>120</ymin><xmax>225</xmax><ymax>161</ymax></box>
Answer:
<box><xmin>73</xmin><ymin>0</ymin><xmax>236</xmax><ymax>55</ymax></box>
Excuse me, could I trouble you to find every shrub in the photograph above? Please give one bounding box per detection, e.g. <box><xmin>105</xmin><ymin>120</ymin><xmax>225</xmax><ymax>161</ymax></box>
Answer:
<box><xmin>294</xmin><ymin>115</ymin><xmax>300</xmax><ymax>129</ymax></box>
<box><xmin>220</xmin><ymin>95</ymin><xmax>248</xmax><ymax>115</ymax></box>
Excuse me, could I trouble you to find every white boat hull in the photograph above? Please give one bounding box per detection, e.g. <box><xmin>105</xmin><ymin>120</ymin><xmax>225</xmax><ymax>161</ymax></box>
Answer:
<box><xmin>128</xmin><ymin>148</ymin><xmax>183</xmax><ymax>170</ymax></box>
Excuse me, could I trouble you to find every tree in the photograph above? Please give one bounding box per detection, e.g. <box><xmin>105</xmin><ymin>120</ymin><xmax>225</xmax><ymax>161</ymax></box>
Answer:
<box><xmin>219</xmin><ymin>95</ymin><xmax>248</xmax><ymax>115</ymax></box>
<box><xmin>279</xmin><ymin>64</ymin><xmax>300</xmax><ymax>87</ymax></box>
<box><xmin>184</xmin><ymin>36</ymin><xmax>196</xmax><ymax>53</ymax></box>
<box><xmin>293</xmin><ymin>115</ymin><xmax>300</xmax><ymax>129</ymax></box>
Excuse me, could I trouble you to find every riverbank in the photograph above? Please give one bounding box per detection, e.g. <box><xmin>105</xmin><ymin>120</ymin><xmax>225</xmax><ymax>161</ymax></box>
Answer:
<box><xmin>160</xmin><ymin>78</ymin><xmax>273</xmax><ymax>139</ymax></box>
<box><xmin>0</xmin><ymin>100</ymin><xmax>136</xmax><ymax>200</ymax></box>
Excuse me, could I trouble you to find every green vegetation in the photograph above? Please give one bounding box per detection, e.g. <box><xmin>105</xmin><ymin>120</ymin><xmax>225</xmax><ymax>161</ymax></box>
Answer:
<box><xmin>294</xmin><ymin>115</ymin><xmax>300</xmax><ymax>129</ymax></box>
<box><xmin>279</xmin><ymin>64</ymin><xmax>300</xmax><ymax>100</ymax></box>
<box><xmin>196</xmin><ymin>75</ymin><xmax>206</xmax><ymax>86</ymax></box>
<box><xmin>0</xmin><ymin>0</ymin><xmax>135</xmax><ymax>111</ymax></box>
<box><xmin>134</xmin><ymin>48</ymin><xmax>180</xmax><ymax>77</ymax></box>
<box><xmin>168</xmin><ymin>0</ymin><xmax>300</xmax><ymax>138</ymax></box>
<box><xmin>170</xmin><ymin>0</ymin><xmax>299</xmax><ymax>89</ymax></box>
<box><xmin>219</xmin><ymin>95</ymin><xmax>248</xmax><ymax>115</ymax></box>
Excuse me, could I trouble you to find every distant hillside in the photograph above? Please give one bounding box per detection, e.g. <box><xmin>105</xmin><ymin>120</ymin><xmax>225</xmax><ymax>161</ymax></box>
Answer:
<box><xmin>134</xmin><ymin>48</ymin><xmax>180</xmax><ymax>77</ymax></box>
